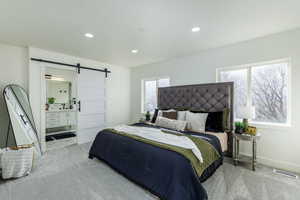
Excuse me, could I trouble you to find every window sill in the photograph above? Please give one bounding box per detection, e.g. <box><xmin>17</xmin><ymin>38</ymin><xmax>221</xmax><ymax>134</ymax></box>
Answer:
<box><xmin>249</xmin><ymin>122</ymin><xmax>292</xmax><ymax>130</ymax></box>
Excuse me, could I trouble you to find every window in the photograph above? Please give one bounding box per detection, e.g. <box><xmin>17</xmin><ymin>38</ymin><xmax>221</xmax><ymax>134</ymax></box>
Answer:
<box><xmin>217</xmin><ymin>59</ymin><xmax>290</xmax><ymax>125</ymax></box>
<box><xmin>142</xmin><ymin>77</ymin><xmax>170</xmax><ymax>113</ymax></box>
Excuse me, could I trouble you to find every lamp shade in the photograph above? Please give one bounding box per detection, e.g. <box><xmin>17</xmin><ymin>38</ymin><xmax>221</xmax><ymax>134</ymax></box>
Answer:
<box><xmin>239</xmin><ymin>105</ymin><xmax>255</xmax><ymax>119</ymax></box>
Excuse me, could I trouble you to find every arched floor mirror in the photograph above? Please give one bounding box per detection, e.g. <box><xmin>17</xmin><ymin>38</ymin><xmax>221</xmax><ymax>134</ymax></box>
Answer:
<box><xmin>3</xmin><ymin>84</ymin><xmax>42</xmax><ymax>157</ymax></box>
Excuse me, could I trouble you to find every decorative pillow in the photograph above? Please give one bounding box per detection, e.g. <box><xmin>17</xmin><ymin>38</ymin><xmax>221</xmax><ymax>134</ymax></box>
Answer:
<box><xmin>158</xmin><ymin>109</ymin><xmax>176</xmax><ymax>116</ymax></box>
<box><xmin>191</xmin><ymin>109</ymin><xmax>230</xmax><ymax>132</ymax></box>
<box><xmin>155</xmin><ymin>116</ymin><xmax>187</xmax><ymax>131</ymax></box>
<box><xmin>175</xmin><ymin>120</ymin><xmax>188</xmax><ymax>132</ymax></box>
<box><xmin>151</xmin><ymin>109</ymin><xmax>176</xmax><ymax>123</ymax></box>
<box><xmin>196</xmin><ymin>111</ymin><xmax>223</xmax><ymax>132</ymax></box>
<box><xmin>162</xmin><ymin>111</ymin><xmax>177</xmax><ymax>120</ymax></box>
<box><xmin>205</xmin><ymin>111</ymin><xmax>224</xmax><ymax>132</ymax></box>
<box><xmin>186</xmin><ymin>111</ymin><xmax>208</xmax><ymax>133</ymax></box>
<box><xmin>177</xmin><ymin>111</ymin><xmax>187</xmax><ymax>121</ymax></box>
<box><xmin>151</xmin><ymin>109</ymin><xmax>159</xmax><ymax>123</ymax></box>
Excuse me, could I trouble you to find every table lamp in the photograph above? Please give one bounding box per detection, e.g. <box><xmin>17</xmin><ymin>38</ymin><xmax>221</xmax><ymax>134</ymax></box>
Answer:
<box><xmin>240</xmin><ymin>105</ymin><xmax>255</xmax><ymax>129</ymax></box>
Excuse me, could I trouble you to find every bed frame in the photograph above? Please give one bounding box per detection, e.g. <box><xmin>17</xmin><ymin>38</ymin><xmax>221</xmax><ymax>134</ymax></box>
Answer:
<box><xmin>157</xmin><ymin>82</ymin><xmax>234</xmax><ymax>156</ymax></box>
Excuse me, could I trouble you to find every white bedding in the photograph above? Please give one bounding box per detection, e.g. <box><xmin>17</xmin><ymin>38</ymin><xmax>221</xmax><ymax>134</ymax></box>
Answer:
<box><xmin>113</xmin><ymin>125</ymin><xmax>203</xmax><ymax>163</ymax></box>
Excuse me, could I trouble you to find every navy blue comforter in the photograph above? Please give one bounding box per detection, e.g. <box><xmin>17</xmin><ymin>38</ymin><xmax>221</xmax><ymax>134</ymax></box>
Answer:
<box><xmin>89</xmin><ymin>123</ymin><xmax>223</xmax><ymax>200</ymax></box>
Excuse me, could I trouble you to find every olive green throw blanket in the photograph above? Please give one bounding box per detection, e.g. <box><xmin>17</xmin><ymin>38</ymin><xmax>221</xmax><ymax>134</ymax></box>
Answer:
<box><xmin>105</xmin><ymin>128</ymin><xmax>220</xmax><ymax>177</ymax></box>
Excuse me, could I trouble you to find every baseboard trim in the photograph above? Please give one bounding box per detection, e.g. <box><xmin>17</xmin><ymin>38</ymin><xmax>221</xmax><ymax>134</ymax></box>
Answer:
<box><xmin>239</xmin><ymin>152</ymin><xmax>300</xmax><ymax>174</ymax></box>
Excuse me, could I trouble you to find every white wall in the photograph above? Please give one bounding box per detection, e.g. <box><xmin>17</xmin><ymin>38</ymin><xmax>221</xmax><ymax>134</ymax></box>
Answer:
<box><xmin>0</xmin><ymin>43</ymin><xmax>28</xmax><ymax>148</ymax></box>
<box><xmin>106</xmin><ymin>64</ymin><xmax>131</xmax><ymax>127</ymax></box>
<box><xmin>131</xmin><ymin>28</ymin><xmax>300</xmax><ymax>173</ymax></box>
<box><xmin>0</xmin><ymin>43</ymin><xmax>131</xmax><ymax>148</ymax></box>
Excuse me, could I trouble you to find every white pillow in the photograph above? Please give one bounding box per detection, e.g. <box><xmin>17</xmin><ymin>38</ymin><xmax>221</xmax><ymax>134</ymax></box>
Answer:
<box><xmin>186</xmin><ymin>111</ymin><xmax>208</xmax><ymax>133</ymax></box>
<box><xmin>175</xmin><ymin>119</ymin><xmax>188</xmax><ymax>131</ymax></box>
<box><xmin>177</xmin><ymin>111</ymin><xmax>187</xmax><ymax>121</ymax></box>
<box><xmin>155</xmin><ymin>116</ymin><xmax>187</xmax><ymax>131</ymax></box>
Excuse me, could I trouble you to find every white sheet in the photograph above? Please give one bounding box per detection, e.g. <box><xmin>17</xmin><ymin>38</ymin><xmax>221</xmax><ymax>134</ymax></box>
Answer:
<box><xmin>113</xmin><ymin>125</ymin><xmax>203</xmax><ymax>163</ymax></box>
<box><xmin>205</xmin><ymin>131</ymin><xmax>228</xmax><ymax>152</ymax></box>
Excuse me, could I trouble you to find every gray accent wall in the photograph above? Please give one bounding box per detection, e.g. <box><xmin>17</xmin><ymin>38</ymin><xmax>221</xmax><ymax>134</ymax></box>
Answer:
<box><xmin>130</xmin><ymin>28</ymin><xmax>300</xmax><ymax>173</ymax></box>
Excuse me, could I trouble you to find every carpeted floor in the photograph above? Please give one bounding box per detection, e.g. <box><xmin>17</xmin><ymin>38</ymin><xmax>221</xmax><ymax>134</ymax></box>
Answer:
<box><xmin>1</xmin><ymin>143</ymin><xmax>299</xmax><ymax>200</ymax></box>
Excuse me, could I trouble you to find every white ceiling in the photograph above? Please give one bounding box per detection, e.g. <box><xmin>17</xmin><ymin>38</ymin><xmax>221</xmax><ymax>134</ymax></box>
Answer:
<box><xmin>0</xmin><ymin>0</ymin><xmax>300</xmax><ymax>67</ymax></box>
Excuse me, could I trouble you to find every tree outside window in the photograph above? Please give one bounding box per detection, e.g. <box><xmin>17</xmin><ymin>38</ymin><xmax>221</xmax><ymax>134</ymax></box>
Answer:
<box><xmin>218</xmin><ymin>60</ymin><xmax>289</xmax><ymax>124</ymax></box>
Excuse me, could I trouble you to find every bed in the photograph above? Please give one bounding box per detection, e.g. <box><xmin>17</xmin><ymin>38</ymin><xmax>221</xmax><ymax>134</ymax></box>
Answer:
<box><xmin>89</xmin><ymin>82</ymin><xmax>234</xmax><ymax>200</ymax></box>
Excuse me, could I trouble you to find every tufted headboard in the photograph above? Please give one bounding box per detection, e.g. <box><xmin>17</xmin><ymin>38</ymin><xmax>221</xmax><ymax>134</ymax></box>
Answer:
<box><xmin>157</xmin><ymin>82</ymin><xmax>234</xmax><ymax>155</ymax></box>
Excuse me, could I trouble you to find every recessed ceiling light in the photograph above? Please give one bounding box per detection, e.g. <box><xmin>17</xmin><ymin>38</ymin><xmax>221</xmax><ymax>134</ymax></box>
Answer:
<box><xmin>131</xmin><ymin>49</ymin><xmax>138</xmax><ymax>54</ymax></box>
<box><xmin>191</xmin><ymin>27</ymin><xmax>201</xmax><ymax>32</ymax></box>
<box><xmin>85</xmin><ymin>33</ymin><xmax>94</xmax><ymax>38</ymax></box>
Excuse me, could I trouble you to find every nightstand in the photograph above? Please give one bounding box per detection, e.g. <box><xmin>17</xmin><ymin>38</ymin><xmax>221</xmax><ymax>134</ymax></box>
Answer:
<box><xmin>233</xmin><ymin>133</ymin><xmax>261</xmax><ymax>171</ymax></box>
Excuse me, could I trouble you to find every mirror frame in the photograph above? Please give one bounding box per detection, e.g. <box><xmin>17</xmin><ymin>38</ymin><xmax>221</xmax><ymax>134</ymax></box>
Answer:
<box><xmin>3</xmin><ymin>84</ymin><xmax>42</xmax><ymax>155</ymax></box>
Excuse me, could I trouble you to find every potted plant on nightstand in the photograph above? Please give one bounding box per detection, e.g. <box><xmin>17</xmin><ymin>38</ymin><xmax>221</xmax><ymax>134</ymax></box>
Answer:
<box><xmin>235</xmin><ymin>122</ymin><xmax>245</xmax><ymax>134</ymax></box>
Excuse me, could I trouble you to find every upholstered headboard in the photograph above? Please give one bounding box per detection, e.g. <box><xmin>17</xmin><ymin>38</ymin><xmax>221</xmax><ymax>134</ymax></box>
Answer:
<box><xmin>157</xmin><ymin>82</ymin><xmax>234</xmax><ymax>155</ymax></box>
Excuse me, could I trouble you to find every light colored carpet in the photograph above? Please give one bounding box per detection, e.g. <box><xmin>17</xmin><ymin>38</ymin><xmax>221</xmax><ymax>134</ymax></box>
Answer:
<box><xmin>1</xmin><ymin>143</ymin><xmax>299</xmax><ymax>200</ymax></box>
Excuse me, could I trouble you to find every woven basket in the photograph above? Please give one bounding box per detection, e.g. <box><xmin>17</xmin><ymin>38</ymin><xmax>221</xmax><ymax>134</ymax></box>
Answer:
<box><xmin>1</xmin><ymin>145</ymin><xmax>34</xmax><ymax>179</ymax></box>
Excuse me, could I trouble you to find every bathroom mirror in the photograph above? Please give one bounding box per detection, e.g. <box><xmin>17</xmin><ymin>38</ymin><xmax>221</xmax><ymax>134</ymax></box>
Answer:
<box><xmin>46</xmin><ymin>80</ymin><xmax>71</xmax><ymax>104</ymax></box>
<box><xmin>3</xmin><ymin>84</ymin><xmax>42</xmax><ymax>156</ymax></box>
